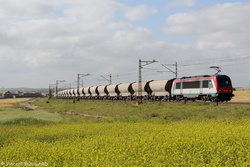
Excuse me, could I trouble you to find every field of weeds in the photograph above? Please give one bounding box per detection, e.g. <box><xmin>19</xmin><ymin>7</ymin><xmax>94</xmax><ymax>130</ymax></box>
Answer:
<box><xmin>0</xmin><ymin>98</ymin><xmax>66</xmax><ymax>125</ymax></box>
<box><xmin>33</xmin><ymin>98</ymin><xmax>250</xmax><ymax>123</ymax></box>
<box><xmin>0</xmin><ymin>92</ymin><xmax>249</xmax><ymax>166</ymax></box>
<box><xmin>0</xmin><ymin>98</ymin><xmax>31</xmax><ymax>107</ymax></box>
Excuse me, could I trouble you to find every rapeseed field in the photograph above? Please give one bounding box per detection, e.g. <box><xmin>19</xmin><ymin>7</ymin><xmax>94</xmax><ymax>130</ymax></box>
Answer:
<box><xmin>0</xmin><ymin>120</ymin><xmax>249</xmax><ymax>166</ymax></box>
<box><xmin>0</xmin><ymin>98</ymin><xmax>249</xmax><ymax>166</ymax></box>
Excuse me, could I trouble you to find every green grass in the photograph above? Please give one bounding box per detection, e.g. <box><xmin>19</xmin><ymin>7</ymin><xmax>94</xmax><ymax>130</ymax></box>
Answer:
<box><xmin>0</xmin><ymin>107</ymin><xmax>66</xmax><ymax>125</ymax></box>
<box><xmin>33</xmin><ymin>98</ymin><xmax>250</xmax><ymax>123</ymax></box>
<box><xmin>3</xmin><ymin>97</ymin><xmax>249</xmax><ymax>124</ymax></box>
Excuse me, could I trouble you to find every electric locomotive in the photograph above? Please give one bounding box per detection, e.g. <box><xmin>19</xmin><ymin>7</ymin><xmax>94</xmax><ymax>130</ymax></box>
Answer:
<box><xmin>171</xmin><ymin>74</ymin><xmax>234</xmax><ymax>102</ymax></box>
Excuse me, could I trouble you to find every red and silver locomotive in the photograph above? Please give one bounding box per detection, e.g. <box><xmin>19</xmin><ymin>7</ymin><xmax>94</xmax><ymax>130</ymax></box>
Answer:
<box><xmin>171</xmin><ymin>75</ymin><xmax>234</xmax><ymax>102</ymax></box>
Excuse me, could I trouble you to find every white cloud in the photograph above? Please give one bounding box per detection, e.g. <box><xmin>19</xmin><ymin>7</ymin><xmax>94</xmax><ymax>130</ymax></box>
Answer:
<box><xmin>64</xmin><ymin>0</ymin><xmax>119</xmax><ymax>22</ymax></box>
<box><xmin>0</xmin><ymin>0</ymin><xmax>57</xmax><ymax>19</ymax></box>
<box><xmin>124</xmin><ymin>5</ymin><xmax>158</xmax><ymax>21</ymax></box>
<box><xmin>0</xmin><ymin>0</ymin><xmax>159</xmax><ymax>86</ymax></box>
<box><xmin>0</xmin><ymin>0</ymin><xmax>249</xmax><ymax>88</ymax></box>
<box><xmin>165</xmin><ymin>0</ymin><xmax>196</xmax><ymax>10</ymax></box>
<box><xmin>112</xmin><ymin>28</ymin><xmax>152</xmax><ymax>43</ymax></box>
<box><xmin>23</xmin><ymin>51</ymin><xmax>60</xmax><ymax>68</ymax></box>
<box><xmin>164</xmin><ymin>2</ymin><xmax>250</xmax><ymax>50</ymax></box>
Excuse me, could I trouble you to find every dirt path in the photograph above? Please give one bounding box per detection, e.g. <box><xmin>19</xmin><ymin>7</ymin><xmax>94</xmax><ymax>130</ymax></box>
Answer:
<box><xmin>19</xmin><ymin>99</ymin><xmax>39</xmax><ymax>110</ymax></box>
<box><xmin>19</xmin><ymin>100</ymin><xmax>106</xmax><ymax>118</ymax></box>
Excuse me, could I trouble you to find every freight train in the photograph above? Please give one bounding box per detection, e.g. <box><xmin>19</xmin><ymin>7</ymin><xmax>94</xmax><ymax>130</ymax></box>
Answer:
<box><xmin>56</xmin><ymin>74</ymin><xmax>234</xmax><ymax>102</ymax></box>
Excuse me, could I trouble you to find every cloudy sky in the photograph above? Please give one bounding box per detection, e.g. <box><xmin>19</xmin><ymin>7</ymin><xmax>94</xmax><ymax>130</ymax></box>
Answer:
<box><xmin>1</xmin><ymin>0</ymin><xmax>250</xmax><ymax>89</ymax></box>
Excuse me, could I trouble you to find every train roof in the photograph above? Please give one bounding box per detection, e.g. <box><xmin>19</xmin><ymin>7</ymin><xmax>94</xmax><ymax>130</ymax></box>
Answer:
<box><xmin>180</xmin><ymin>75</ymin><xmax>211</xmax><ymax>79</ymax></box>
<box><xmin>180</xmin><ymin>74</ymin><xmax>228</xmax><ymax>79</ymax></box>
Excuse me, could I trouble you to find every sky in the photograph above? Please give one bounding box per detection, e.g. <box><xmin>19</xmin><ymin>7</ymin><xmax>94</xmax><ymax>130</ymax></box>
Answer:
<box><xmin>0</xmin><ymin>0</ymin><xmax>250</xmax><ymax>89</ymax></box>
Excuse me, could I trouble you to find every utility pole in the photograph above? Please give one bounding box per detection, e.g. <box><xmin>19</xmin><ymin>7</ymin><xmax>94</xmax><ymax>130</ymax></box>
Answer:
<box><xmin>138</xmin><ymin>59</ymin><xmax>158</xmax><ymax>104</ymax></box>
<box><xmin>77</xmin><ymin>73</ymin><xmax>90</xmax><ymax>89</ymax></box>
<box><xmin>49</xmin><ymin>84</ymin><xmax>56</xmax><ymax>98</ymax></box>
<box><xmin>175</xmin><ymin>62</ymin><xmax>177</xmax><ymax>78</ymax></box>
<box><xmin>100</xmin><ymin>74</ymin><xmax>112</xmax><ymax>85</ymax></box>
<box><xmin>55</xmin><ymin>80</ymin><xmax>65</xmax><ymax>95</ymax></box>
<box><xmin>160</xmin><ymin>62</ymin><xmax>178</xmax><ymax>78</ymax></box>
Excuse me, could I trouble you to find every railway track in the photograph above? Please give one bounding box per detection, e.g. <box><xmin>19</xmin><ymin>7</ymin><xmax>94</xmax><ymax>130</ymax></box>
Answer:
<box><xmin>67</xmin><ymin>98</ymin><xmax>250</xmax><ymax>106</ymax></box>
<box><xmin>225</xmin><ymin>102</ymin><xmax>250</xmax><ymax>106</ymax></box>
<box><xmin>144</xmin><ymin>100</ymin><xmax>250</xmax><ymax>106</ymax></box>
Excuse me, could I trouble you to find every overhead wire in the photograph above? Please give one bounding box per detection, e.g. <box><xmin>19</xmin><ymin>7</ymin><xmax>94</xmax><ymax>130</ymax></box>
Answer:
<box><xmin>75</xmin><ymin>53</ymin><xmax>250</xmax><ymax>87</ymax></box>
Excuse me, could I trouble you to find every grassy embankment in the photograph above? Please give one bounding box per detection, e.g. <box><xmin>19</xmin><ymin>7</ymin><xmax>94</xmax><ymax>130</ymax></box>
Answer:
<box><xmin>0</xmin><ymin>98</ymin><xmax>65</xmax><ymax>125</ymax></box>
<box><xmin>33</xmin><ymin>97</ymin><xmax>250</xmax><ymax>123</ymax></box>
<box><xmin>0</xmin><ymin>90</ymin><xmax>249</xmax><ymax>166</ymax></box>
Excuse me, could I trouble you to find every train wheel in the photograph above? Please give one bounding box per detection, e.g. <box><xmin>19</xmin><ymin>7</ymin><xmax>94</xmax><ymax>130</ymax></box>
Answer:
<box><xmin>202</xmin><ymin>97</ymin><xmax>207</xmax><ymax>102</ymax></box>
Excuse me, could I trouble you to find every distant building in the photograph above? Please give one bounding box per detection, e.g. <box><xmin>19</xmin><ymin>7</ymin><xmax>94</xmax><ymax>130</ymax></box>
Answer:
<box><xmin>1</xmin><ymin>91</ymin><xmax>43</xmax><ymax>98</ymax></box>
<box><xmin>2</xmin><ymin>91</ymin><xmax>18</xmax><ymax>98</ymax></box>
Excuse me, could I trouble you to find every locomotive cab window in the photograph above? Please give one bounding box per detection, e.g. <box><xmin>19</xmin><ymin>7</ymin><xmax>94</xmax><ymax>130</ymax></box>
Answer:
<box><xmin>175</xmin><ymin>82</ymin><xmax>181</xmax><ymax>89</ymax></box>
<box><xmin>217</xmin><ymin>75</ymin><xmax>232</xmax><ymax>88</ymax></box>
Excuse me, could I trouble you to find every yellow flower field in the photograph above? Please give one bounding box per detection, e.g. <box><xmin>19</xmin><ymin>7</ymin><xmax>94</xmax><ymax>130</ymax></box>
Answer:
<box><xmin>0</xmin><ymin>120</ymin><xmax>249</xmax><ymax>166</ymax></box>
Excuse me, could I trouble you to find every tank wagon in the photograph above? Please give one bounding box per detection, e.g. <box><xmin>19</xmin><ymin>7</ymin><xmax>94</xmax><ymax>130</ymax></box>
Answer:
<box><xmin>131</xmin><ymin>81</ymin><xmax>152</xmax><ymax>99</ymax></box>
<box><xmin>89</xmin><ymin>86</ymin><xmax>99</xmax><ymax>99</ymax></box>
<box><xmin>56</xmin><ymin>74</ymin><xmax>234</xmax><ymax>102</ymax></box>
<box><xmin>97</xmin><ymin>85</ymin><xmax>108</xmax><ymax>99</ymax></box>
<box><xmin>147</xmin><ymin>79</ymin><xmax>175</xmax><ymax>101</ymax></box>
<box><xmin>106</xmin><ymin>84</ymin><xmax>120</xmax><ymax>100</ymax></box>
<box><xmin>117</xmin><ymin>82</ymin><xmax>134</xmax><ymax>100</ymax></box>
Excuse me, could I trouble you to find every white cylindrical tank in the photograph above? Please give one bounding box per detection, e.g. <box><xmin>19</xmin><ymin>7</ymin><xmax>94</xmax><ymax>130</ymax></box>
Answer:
<box><xmin>73</xmin><ymin>88</ymin><xmax>78</xmax><ymax>97</ymax></box>
<box><xmin>106</xmin><ymin>84</ymin><xmax>118</xmax><ymax>97</ymax></box>
<box><xmin>89</xmin><ymin>86</ymin><xmax>98</xmax><ymax>97</ymax></box>
<box><xmin>70</xmin><ymin>89</ymin><xmax>75</xmax><ymax>98</ymax></box>
<box><xmin>57</xmin><ymin>91</ymin><xmax>62</xmax><ymax>97</ymax></box>
<box><xmin>64</xmin><ymin>90</ymin><xmax>68</xmax><ymax>98</ymax></box>
<box><xmin>149</xmin><ymin>79</ymin><xmax>170</xmax><ymax>96</ymax></box>
<box><xmin>97</xmin><ymin>85</ymin><xmax>107</xmax><ymax>97</ymax></box>
<box><xmin>132</xmin><ymin>82</ymin><xmax>148</xmax><ymax>96</ymax></box>
<box><xmin>65</xmin><ymin>90</ymin><xmax>69</xmax><ymax>98</ymax></box>
<box><xmin>79</xmin><ymin>88</ymin><xmax>85</xmax><ymax>97</ymax></box>
<box><xmin>118</xmin><ymin>83</ymin><xmax>132</xmax><ymax>96</ymax></box>
<box><xmin>84</xmin><ymin>87</ymin><xmax>91</xmax><ymax>97</ymax></box>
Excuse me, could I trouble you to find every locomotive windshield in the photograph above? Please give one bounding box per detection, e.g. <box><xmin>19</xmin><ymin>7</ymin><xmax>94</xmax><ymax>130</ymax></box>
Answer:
<box><xmin>216</xmin><ymin>75</ymin><xmax>232</xmax><ymax>88</ymax></box>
